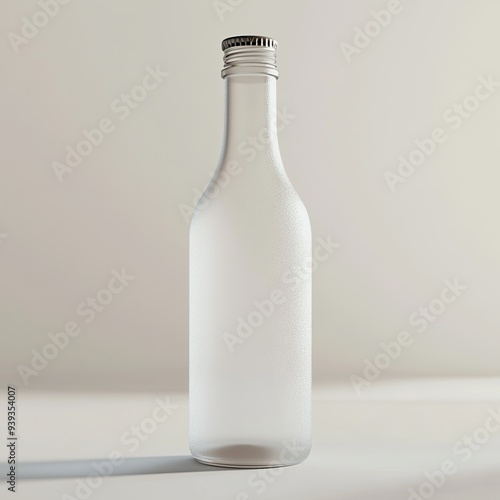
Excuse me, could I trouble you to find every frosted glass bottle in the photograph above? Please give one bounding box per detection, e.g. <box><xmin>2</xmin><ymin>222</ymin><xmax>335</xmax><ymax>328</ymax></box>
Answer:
<box><xmin>189</xmin><ymin>35</ymin><xmax>311</xmax><ymax>468</ymax></box>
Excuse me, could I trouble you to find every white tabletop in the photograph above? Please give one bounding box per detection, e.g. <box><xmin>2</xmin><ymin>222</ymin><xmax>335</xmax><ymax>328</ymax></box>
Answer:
<box><xmin>3</xmin><ymin>378</ymin><xmax>500</xmax><ymax>500</ymax></box>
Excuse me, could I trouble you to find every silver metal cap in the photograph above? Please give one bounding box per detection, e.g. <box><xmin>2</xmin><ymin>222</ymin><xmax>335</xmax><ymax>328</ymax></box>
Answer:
<box><xmin>221</xmin><ymin>35</ymin><xmax>279</xmax><ymax>79</ymax></box>
<box><xmin>222</xmin><ymin>35</ymin><xmax>278</xmax><ymax>51</ymax></box>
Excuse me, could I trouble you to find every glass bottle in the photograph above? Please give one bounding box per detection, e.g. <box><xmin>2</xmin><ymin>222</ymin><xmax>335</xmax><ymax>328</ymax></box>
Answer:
<box><xmin>189</xmin><ymin>35</ymin><xmax>311</xmax><ymax>468</ymax></box>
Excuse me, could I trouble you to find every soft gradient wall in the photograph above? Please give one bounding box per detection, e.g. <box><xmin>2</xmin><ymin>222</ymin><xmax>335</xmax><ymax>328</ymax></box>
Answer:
<box><xmin>1</xmin><ymin>0</ymin><xmax>499</xmax><ymax>391</ymax></box>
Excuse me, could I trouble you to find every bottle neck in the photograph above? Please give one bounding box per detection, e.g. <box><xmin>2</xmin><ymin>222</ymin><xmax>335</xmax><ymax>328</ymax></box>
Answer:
<box><xmin>222</xmin><ymin>75</ymin><xmax>279</xmax><ymax>158</ymax></box>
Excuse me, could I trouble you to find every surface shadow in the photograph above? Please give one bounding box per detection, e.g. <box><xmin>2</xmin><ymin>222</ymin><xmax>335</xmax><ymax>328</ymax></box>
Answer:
<box><xmin>10</xmin><ymin>455</ymin><xmax>233</xmax><ymax>480</ymax></box>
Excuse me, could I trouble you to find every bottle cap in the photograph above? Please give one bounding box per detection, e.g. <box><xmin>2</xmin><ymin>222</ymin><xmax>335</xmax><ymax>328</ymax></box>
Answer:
<box><xmin>222</xmin><ymin>35</ymin><xmax>278</xmax><ymax>51</ymax></box>
<box><xmin>221</xmin><ymin>35</ymin><xmax>279</xmax><ymax>79</ymax></box>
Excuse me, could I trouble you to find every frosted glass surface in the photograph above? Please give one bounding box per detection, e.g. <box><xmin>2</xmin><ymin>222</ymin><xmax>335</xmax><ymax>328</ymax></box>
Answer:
<box><xmin>189</xmin><ymin>73</ymin><xmax>311</xmax><ymax>467</ymax></box>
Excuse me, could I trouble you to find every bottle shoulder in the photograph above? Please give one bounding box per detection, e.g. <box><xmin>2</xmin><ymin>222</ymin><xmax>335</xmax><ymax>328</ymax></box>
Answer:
<box><xmin>189</xmin><ymin>161</ymin><xmax>310</xmax><ymax>230</ymax></box>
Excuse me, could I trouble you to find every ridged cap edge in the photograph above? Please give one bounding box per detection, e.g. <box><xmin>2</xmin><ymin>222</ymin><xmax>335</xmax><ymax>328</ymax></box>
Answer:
<box><xmin>222</xmin><ymin>35</ymin><xmax>278</xmax><ymax>51</ymax></box>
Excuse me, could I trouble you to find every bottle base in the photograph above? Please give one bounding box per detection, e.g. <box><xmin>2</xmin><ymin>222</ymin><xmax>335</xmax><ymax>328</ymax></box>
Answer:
<box><xmin>190</xmin><ymin>443</ymin><xmax>309</xmax><ymax>469</ymax></box>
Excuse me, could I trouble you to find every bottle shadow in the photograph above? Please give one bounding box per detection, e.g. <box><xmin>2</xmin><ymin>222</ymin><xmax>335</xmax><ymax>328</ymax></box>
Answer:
<box><xmin>12</xmin><ymin>455</ymin><xmax>234</xmax><ymax>480</ymax></box>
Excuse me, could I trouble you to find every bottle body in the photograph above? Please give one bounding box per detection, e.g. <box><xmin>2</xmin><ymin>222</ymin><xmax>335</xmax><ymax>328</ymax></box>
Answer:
<box><xmin>189</xmin><ymin>38</ymin><xmax>311</xmax><ymax>468</ymax></box>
